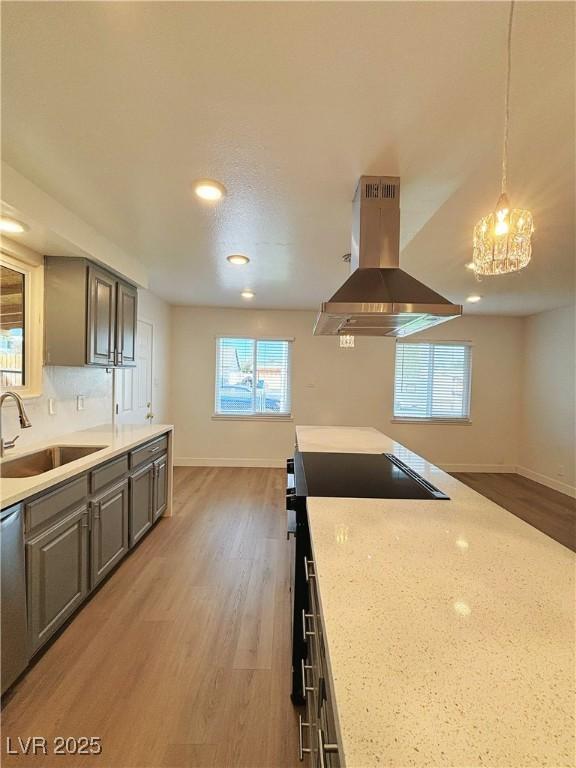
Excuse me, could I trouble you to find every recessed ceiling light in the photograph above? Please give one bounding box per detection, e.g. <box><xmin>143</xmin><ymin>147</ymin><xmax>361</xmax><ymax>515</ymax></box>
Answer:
<box><xmin>241</xmin><ymin>289</ymin><xmax>255</xmax><ymax>300</ymax></box>
<box><xmin>227</xmin><ymin>254</ymin><xmax>250</xmax><ymax>266</ymax></box>
<box><xmin>466</xmin><ymin>295</ymin><xmax>482</xmax><ymax>303</ymax></box>
<box><xmin>465</xmin><ymin>262</ymin><xmax>476</xmax><ymax>271</ymax></box>
<box><xmin>193</xmin><ymin>179</ymin><xmax>226</xmax><ymax>201</ymax></box>
<box><xmin>0</xmin><ymin>217</ymin><xmax>29</xmax><ymax>234</ymax></box>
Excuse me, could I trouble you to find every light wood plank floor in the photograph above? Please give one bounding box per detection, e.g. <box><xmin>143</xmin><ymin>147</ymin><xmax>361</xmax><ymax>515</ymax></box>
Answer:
<box><xmin>2</xmin><ymin>467</ymin><xmax>300</xmax><ymax>768</ymax></box>
<box><xmin>453</xmin><ymin>472</ymin><xmax>576</xmax><ymax>552</ymax></box>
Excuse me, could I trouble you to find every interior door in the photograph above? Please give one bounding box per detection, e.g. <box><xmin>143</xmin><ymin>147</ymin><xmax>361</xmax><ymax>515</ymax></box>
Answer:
<box><xmin>114</xmin><ymin>320</ymin><xmax>153</xmax><ymax>424</ymax></box>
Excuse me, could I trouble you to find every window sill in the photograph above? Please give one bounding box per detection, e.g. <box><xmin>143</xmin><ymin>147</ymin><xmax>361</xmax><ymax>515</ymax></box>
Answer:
<box><xmin>212</xmin><ymin>414</ymin><xmax>293</xmax><ymax>422</ymax></box>
<box><xmin>391</xmin><ymin>418</ymin><xmax>472</xmax><ymax>425</ymax></box>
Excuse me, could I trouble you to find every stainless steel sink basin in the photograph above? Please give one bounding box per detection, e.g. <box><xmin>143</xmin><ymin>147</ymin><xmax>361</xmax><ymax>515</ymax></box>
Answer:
<box><xmin>0</xmin><ymin>446</ymin><xmax>107</xmax><ymax>478</ymax></box>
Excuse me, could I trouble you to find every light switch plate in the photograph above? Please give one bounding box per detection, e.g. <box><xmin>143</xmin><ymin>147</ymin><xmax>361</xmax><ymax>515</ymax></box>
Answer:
<box><xmin>76</xmin><ymin>395</ymin><xmax>85</xmax><ymax>411</ymax></box>
<box><xmin>48</xmin><ymin>398</ymin><xmax>56</xmax><ymax>416</ymax></box>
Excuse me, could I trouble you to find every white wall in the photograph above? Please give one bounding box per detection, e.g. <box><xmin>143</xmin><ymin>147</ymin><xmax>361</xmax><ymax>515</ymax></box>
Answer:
<box><xmin>1</xmin><ymin>366</ymin><xmax>113</xmax><ymax>449</ymax></box>
<box><xmin>170</xmin><ymin>307</ymin><xmax>523</xmax><ymax>470</ymax></box>
<box><xmin>519</xmin><ymin>304</ymin><xmax>576</xmax><ymax>495</ymax></box>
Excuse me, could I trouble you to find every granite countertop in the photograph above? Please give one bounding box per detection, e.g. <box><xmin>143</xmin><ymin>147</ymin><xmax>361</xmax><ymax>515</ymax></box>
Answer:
<box><xmin>296</xmin><ymin>425</ymin><xmax>575</xmax><ymax>768</ymax></box>
<box><xmin>0</xmin><ymin>423</ymin><xmax>173</xmax><ymax>508</ymax></box>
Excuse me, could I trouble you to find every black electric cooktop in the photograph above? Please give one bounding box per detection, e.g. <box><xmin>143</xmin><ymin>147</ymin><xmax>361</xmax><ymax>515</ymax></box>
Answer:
<box><xmin>296</xmin><ymin>451</ymin><xmax>449</xmax><ymax>500</ymax></box>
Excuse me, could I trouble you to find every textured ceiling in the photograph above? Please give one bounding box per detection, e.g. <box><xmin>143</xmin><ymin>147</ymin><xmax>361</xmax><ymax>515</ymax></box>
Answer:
<box><xmin>1</xmin><ymin>1</ymin><xmax>574</xmax><ymax>314</ymax></box>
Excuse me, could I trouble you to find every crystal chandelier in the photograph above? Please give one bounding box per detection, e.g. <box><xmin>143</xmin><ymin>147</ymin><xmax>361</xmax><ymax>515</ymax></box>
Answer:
<box><xmin>472</xmin><ymin>0</ymin><xmax>534</xmax><ymax>276</ymax></box>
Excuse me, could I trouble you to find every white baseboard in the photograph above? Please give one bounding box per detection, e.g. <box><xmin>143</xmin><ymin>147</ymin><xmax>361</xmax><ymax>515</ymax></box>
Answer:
<box><xmin>516</xmin><ymin>465</ymin><xmax>576</xmax><ymax>499</ymax></box>
<box><xmin>175</xmin><ymin>457</ymin><xmax>286</xmax><ymax>468</ymax></box>
<box><xmin>440</xmin><ymin>463</ymin><xmax>516</xmax><ymax>473</ymax></box>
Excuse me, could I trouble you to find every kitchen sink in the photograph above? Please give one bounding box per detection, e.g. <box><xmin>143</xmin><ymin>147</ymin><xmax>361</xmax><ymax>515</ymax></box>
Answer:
<box><xmin>0</xmin><ymin>446</ymin><xmax>108</xmax><ymax>478</ymax></box>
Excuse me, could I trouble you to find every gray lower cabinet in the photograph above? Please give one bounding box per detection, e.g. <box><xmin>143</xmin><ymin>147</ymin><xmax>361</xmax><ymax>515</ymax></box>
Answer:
<box><xmin>26</xmin><ymin>505</ymin><xmax>90</xmax><ymax>654</ymax></box>
<box><xmin>3</xmin><ymin>433</ymin><xmax>170</xmax><ymax>674</ymax></box>
<box><xmin>129</xmin><ymin>462</ymin><xmax>154</xmax><ymax>547</ymax></box>
<box><xmin>90</xmin><ymin>479</ymin><xmax>129</xmax><ymax>588</ymax></box>
<box><xmin>153</xmin><ymin>455</ymin><xmax>168</xmax><ymax>521</ymax></box>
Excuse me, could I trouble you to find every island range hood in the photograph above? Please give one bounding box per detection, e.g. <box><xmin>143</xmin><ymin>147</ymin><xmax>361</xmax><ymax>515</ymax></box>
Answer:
<box><xmin>314</xmin><ymin>176</ymin><xmax>462</xmax><ymax>337</ymax></box>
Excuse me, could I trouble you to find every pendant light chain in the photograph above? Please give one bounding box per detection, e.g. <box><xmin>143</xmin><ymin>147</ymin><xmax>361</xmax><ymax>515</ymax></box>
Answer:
<box><xmin>472</xmin><ymin>0</ymin><xmax>533</xmax><ymax>277</ymax></box>
<box><xmin>501</xmin><ymin>0</ymin><xmax>515</xmax><ymax>195</ymax></box>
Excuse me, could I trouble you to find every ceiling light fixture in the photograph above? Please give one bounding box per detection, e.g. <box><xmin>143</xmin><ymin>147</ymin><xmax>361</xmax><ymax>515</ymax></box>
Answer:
<box><xmin>241</xmin><ymin>289</ymin><xmax>254</xmax><ymax>300</ymax></box>
<box><xmin>472</xmin><ymin>0</ymin><xmax>533</xmax><ymax>277</ymax></box>
<box><xmin>227</xmin><ymin>254</ymin><xmax>250</xmax><ymax>266</ymax></box>
<box><xmin>193</xmin><ymin>179</ymin><xmax>226</xmax><ymax>201</ymax></box>
<box><xmin>466</xmin><ymin>295</ymin><xmax>482</xmax><ymax>303</ymax></box>
<box><xmin>0</xmin><ymin>217</ymin><xmax>29</xmax><ymax>234</ymax></box>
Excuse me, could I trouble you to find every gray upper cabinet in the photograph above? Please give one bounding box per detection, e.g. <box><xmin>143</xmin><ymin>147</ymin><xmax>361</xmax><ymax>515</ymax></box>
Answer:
<box><xmin>116</xmin><ymin>281</ymin><xmax>138</xmax><ymax>367</ymax></box>
<box><xmin>90</xmin><ymin>479</ymin><xmax>129</xmax><ymax>588</ymax></box>
<box><xmin>26</xmin><ymin>505</ymin><xmax>89</xmax><ymax>654</ymax></box>
<box><xmin>87</xmin><ymin>264</ymin><xmax>116</xmax><ymax>366</ymax></box>
<box><xmin>44</xmin><ymin>256</ymin><xmax>138</xmax><ymax>368</ymax></box>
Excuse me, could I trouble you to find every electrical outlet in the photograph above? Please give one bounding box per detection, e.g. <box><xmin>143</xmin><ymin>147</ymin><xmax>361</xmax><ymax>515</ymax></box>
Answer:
<box><xmin>48</xmin><ymin>398</ymin><xmax>56</xmax><ymax>416</ymax></box>
<box><xmin>76</xmin><ymin>395</ymin><xmax>85</xmax><ymax>411</ymax></box>
<box><xmin>558</xmin><ymin>465</ymin><xmax>565</xmax><ymax>478</ymax></box>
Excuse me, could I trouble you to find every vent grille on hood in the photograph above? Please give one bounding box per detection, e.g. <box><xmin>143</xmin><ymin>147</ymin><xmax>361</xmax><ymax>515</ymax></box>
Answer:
<box><xmin>314</xmin><ymin>175</ymin><xmax>462</xmax><ymax>337</ymax></box>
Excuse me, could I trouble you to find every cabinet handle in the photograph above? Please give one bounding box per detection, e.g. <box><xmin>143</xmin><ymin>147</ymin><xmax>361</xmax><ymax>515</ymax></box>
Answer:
<box><xmin>298</xmin><ymin>715</ymin><xmax>311</xmax><ymax>761</ymax></box>
<box><xmin>150</xmin><ymin>446</ymin><xmax>161</xmax><ymax>454</ymax></box>
<box><xmin>302</xmin><ymin>609</ymin><xmax>315</xmax><ymax>643</ymax></box>
<box><xmin>304</xmin><ymin>556</ymin><xmax>315</xmax><ymax>582</ymax></box>
<box><xmin>118</xmin><ymin>350</ymin><xmax>123</xmax><ymax>365</ymax></box>
<box><xmin>92</xmin><ymin>502</ymin><xmax>101</xmax><ymax>520</ymax></box>
<box><xmin>301</xmin><ymin>659</ymin><xmax>314</xmax><ymax>699</ymax></box>
<box><xmin>81</xmin><ymin>512</ymin><xmax>90</xmax><ymax>529</ymax></box>
<box><xmin>318</xmin><ymin>729</ymin><xmax>338</xmax><ymax>768</ymax></box>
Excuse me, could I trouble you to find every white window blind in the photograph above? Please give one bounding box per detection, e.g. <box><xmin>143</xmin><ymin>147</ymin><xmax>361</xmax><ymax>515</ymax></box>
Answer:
<box><xmin>393</xmin><ymin>342</ymin><xmax>472</xmax><ymax>421</ymax></box>
<box><xmin>215</xmin><ymin>337</ymin><xmax>292</xmax><ymax>416</ymax></box>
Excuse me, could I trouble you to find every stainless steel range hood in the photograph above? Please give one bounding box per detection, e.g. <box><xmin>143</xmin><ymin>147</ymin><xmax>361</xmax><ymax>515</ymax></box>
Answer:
<box><xmin>314</xmin><ymin>176</ymin><xmax>462</xmax><ymax>337</ymax></box>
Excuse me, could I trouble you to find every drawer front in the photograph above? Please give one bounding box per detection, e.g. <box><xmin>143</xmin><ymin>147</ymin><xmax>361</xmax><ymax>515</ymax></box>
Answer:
<box><xmin>25</xmin><ymin>475</ymin><xmax>89</xmax><ymax>535</ymax></box>
<box><xmin>90</xmin><ymin>454</ymin><xmax>129</xmax><ymax>494</ymax></box>
<box><xmin>130</xmin><ymin>436</ymin><xmax>168</xmax><ymax>470</ymax></box>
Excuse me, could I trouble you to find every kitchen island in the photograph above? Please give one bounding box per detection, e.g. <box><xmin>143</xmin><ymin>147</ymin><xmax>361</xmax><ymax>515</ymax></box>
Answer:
<box><xmin>296</xmin><ymin>426</ymin><xmax>574</xmax><ymax>767</ymax></box>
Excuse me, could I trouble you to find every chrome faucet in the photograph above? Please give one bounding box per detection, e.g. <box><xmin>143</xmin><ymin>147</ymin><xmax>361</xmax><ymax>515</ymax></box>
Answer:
<box><xmin>0</xmin><ymin>391</ymin><xmax>32</xmax><ymax>458</ymax></box>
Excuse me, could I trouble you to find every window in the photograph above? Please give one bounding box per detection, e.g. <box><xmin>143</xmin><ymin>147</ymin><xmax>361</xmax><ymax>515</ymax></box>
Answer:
<box><xmin>0</xmin><ymin>264</ymin><xmax>25</xmax><ymax>387</ymax></box>
<box><xmin>215</xmin><ymin>337</ymin><xmax>292</xmax><ymax>417</ymax></box>
<box><xmin>393</xmin><ymin>341</ymin><xmax>472</xmax><ymax>421</ymax></box>
<box><xmin>0</xmin><ymin>249</ymin><xmax>43</xmax><ymax>397</ymax></box>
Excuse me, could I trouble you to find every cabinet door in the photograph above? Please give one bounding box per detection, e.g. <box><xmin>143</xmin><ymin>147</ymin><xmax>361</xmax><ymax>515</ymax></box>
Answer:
<box><xmin>27</xmin><ymin>506</ymin><xmax>89</xmax><ymax>654</ymax></box>
<box><xmin>129</xmin><ymin>463</ymin><xmax>154</xmax><ymax>547</ymax></box>
<box><xmin>87</xmin><ymin>266</ymin><xmax>116</xmax><ymax>366</ymax></box>
<box><xmin>116</xmin><ymin>281</ymin><xmax>138</xmax><ymax>367</ymax></box>
<box><xmin>91</xmin><ymin>479</ymin><xmax>129</xmax><ymax>588</ymax></box>
<box><xmin>153</xmin><ymin>455</ymin><xmax>168</xmax><ymax>522</ymax></box>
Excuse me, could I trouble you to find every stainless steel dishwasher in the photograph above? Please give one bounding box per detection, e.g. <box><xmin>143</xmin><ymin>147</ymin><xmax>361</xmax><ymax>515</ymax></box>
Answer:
<box><xmin>1</xmin><ymin>503</ymin><xmax>29</xmax><ymax>694</ymax></box>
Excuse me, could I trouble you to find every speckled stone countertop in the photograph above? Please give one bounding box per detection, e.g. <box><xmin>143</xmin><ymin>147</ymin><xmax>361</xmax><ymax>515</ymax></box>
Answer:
<box><xmin>296</xmin><ymin>426</ymin><xmax>575</xmax><ymax>768</ymax></box>
<box><xmin>1</xmin><ymin>423</ymin><xmax>173</xmax><ymax>508</ymax></box>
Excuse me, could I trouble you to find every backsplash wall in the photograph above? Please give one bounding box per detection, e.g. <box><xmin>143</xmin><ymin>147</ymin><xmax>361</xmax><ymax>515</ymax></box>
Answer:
<box><xmin>2</xmin><ymin>366</ymin><xmax>113</xmax><ymax>448</ymax></box>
